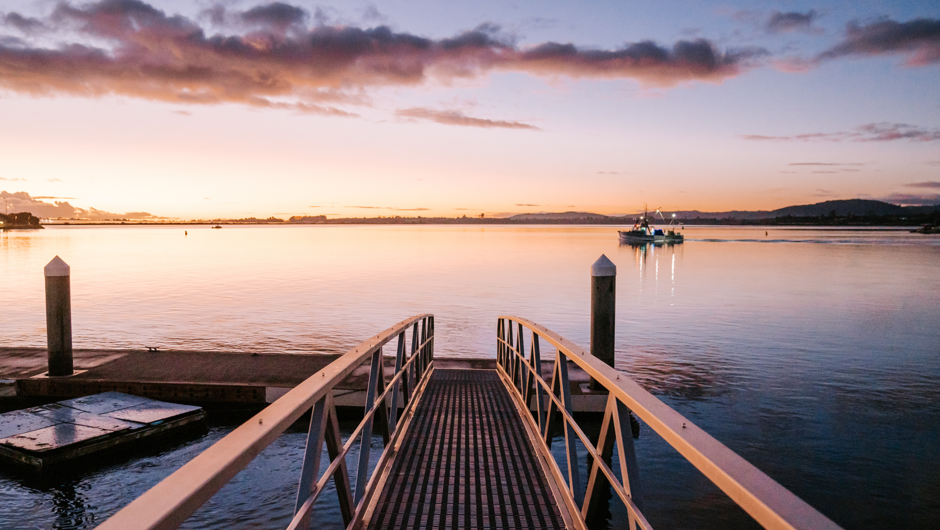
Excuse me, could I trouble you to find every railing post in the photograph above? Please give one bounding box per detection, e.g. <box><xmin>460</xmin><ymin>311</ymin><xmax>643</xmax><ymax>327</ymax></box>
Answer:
<box><xmin>496</xmin><ymin>319</ymin><xmax>503</xmax><ymax>365</ymax></box>
<box><xmin>421</xmin><ymin>317</ymin><xmax>429</xmax><ymax>369</ymax></box>
<box><xmin>557</xmin><ymin>355</ymin><xmax>583</xmax><ymax>506</ymax></box>
<box><xmin>294</xmin><ymin>394</ymin><xmax>329</xmax><ymax>530</ymax></box>
<box><xmin>389</xmin><ymin>333</ymin><xmax>406</xmax><ymax>433</ymax></box>
<box><xmin>355</xmin><ymin>348</ymin><xmax>383</xmax><ymax>503</ymax></box>
<box><xmin>515</xmin><ymin>323</ymin><xmax>525</xmax><ymax>392</ymax></box>
<box><xmin>325</xmin><ymin>402</ymin><xmax>354</xmax><ymax>526</ymax></box>
<box><xmin>410</xmin><ymin>322</ymin><xmax>420</xmax><ymax>382</ymax></box>
<box><xmin>429</xmin><ymin>316</ymin><xmax>434</xmax><ymax>362</ymax></box>
<box><xmin>543</xmin><ymin>357</ymin><xmax>560</xmax><ymax>446</ymax></box>
<box><xmin>583</xmin><ymin>394</ymin><xmax>644</xmax><ymax>527</ymax></box>
<box><xmin>44</xmin><ymin>256</ymin><xmax>73</xmax><ymax>376</ymax></box>
<box><xmin>614</xmin><ymin>399</ymin><xmax>644</xmax><ymax>513</ymax></box>
<box><xmin>590</xmin><ymin>254</ymin><xmax>617</xmax><ymax>390</ymax></box>
<box><xmin>531</xmin><ymin>334</ymin><xmax>545</xmax><ymax>430</ymax></box>
<box><xmin>506</xmin><ymin>323</ymin><xmax>514</xmax><ymax>373</ymax></box>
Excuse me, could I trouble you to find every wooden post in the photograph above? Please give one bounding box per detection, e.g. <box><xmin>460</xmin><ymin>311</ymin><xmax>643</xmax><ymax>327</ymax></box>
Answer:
<box><xmin>590</xmin><ymin>254</ymin><xmax>616</xmax><ymax>390</ymax></box>
<box><xmin>44</xmin><ymin>256</ymin><xmax>73</xmax><ymax>376</ymax></box>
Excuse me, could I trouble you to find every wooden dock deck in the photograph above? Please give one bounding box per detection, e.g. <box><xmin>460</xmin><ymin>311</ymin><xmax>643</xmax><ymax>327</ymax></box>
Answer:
<box><xmin>365</xmin><ymin>369</ymin><xmax>567</xmax><ymax>529</ymax></box>
<box><xmin>0</xmin><ymin>392</ymin><xmax>205</xmax><ymax>472</ymax></box>
<box><xmin>1</xmin><ymin>348</ymin><xmax>605</xmax><ymax>411</ymax></box>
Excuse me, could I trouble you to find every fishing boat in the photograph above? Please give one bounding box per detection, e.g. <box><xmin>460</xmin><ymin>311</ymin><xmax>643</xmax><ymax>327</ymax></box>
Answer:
<box><xmin>618</xmin><ymin>215</ymin><xmax>655</xmax><ymax>243</ymax></box>
<box><xmin>618</xmin><ymin>208</ymin><xmax>684</xmax><ymax>244</ymax></box>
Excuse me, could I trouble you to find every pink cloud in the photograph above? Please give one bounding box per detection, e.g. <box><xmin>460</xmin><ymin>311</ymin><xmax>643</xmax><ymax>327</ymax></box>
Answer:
<box><xmin>0</xmin><ymin>0</ymin><xmax>767</xmax><ymax>115</ymax></box>
<box><xmin>740</xmin><ymin>123</ymin><xmax>940</xmax><ymax>143</ymax></box>
<box><xmin>396</xmin><ymin>107</ymin><xmax>538</xmax><ymax>129</ymax></box>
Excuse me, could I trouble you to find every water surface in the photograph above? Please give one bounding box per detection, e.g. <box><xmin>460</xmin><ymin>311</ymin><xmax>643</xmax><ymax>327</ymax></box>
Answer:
<box><xmin>1</xmin><ymin>225</ymin><xmax>938</xmax><ymax>529</ymax></box>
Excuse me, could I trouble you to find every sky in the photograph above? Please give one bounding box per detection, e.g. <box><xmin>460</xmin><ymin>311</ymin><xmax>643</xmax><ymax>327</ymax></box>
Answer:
<box><xmin>0</xmin><ymin>0</ymin><xmax>938</xmax><ymax>220</ymax></box>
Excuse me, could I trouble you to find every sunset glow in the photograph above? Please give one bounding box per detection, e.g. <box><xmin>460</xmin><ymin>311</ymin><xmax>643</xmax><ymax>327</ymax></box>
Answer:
<box><xmin>1</xmin><ymin>0</ymin><xmax>938</xmax><ymax>219</ymax></box>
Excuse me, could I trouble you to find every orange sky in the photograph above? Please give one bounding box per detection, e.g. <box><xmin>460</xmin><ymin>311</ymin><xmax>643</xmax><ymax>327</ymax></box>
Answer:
<box><xmin>1</xmin><ymin>0</ymin><xmax>938</xmax><ymax>219</ymax></box>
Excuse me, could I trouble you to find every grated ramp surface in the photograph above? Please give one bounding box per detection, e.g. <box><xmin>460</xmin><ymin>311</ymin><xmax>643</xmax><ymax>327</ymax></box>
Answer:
<box><xmin>368</xmin><ymin>369</ymin><xmax>565</xmax><ymax>529</ymax></box>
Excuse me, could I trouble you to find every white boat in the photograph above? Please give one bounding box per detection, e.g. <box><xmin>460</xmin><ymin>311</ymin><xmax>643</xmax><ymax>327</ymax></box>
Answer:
<box><xmin>618</xmin><ymin>208</ymin><xmax>684</xmax><ymax>244</ymax></box>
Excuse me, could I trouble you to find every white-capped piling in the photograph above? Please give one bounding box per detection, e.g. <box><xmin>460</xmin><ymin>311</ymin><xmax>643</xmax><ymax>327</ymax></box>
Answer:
<box><xmin>44</xmin><ymin>256</ymin><xmax>73</xmax><ymax>376</ymax></box>
<box><xmin>590</xmin><ymin>255</ymin><xmax>616</xmax><ymax>390</ymax></box>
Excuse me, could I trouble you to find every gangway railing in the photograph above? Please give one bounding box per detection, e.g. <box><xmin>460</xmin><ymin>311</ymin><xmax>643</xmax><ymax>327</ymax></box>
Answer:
<box><xmin>496</xmin><ymin>316</ymin><xmax>842</xmax><ymax>530</ymax></box>
<box><xmin>98</xmin><ymin>314</ymin><xmax>435</xmax><ymax>530</ymax></box>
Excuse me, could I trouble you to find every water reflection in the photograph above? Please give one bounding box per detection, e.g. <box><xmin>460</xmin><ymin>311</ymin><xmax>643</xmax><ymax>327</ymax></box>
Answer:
<box><xmin>616</xmin><ymin>344</ymin><xmax>740</xmax><ymax>403</ymax></box>
<box><xmin>50</xmin><ymin>481</ymin><xmax>93</xmax><ymax>530</ymax></box>
<box><xmin>2</xmin><ymin>226</ymin><xmax>939</xmax><ymax>529</ymax></box>
<box><xmin>619</xmin><ymin>241</ymin><xmax>684</xmax><ymax>305</ymax></box>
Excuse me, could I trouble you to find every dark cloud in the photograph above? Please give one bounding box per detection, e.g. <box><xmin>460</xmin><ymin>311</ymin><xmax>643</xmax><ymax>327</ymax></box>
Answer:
<box><xmin>33</xmin><ymin>196</ymin><xmax>77</xmax><ymax>199</ymax></box>
<box><xmin>0</xmin><ymin>191</ymin><xmax>155</xmax><ymax>218</ymax></box>
<box><xmin>3</xmin><ymin>12</ymin><xmax>47</xmax><ymax>33</ymax></box>
<box><xmin>313</xmin><ymin>7</ymin><xmax>332</xmax><ymax>27</ymax></box>
<box><xmin>879</xmin><ymin>192</ymin><xmax>940</xmax><ymax>206</ymax></box>
<box><xmin>818</xmin><ymin>17</ymin><xmax>940</xmax><ymax>65</ymax></box>
<box><xmin>516</xmin><ymin>203</ymin><xmax>539</xmax><ymax>206</ymax></box>
<box><xmin>741</xmin><ymin>123</ymin><xmax>940</xmax><ymax>142</ymax></box>
<box><xmin>0</xmin><ymin>35</ymin><xmax>26</xmax><ymax>47</ymax></box>
<box><xmin>240</xmin><ymin>2</ymin><xmax>308</xmax><ymax>31</ymax></box>
<box><xmin>342</xmin><ymin>205</ymin><xmax>428</xmax><ymax>211</ymax></box>
<box><xmin>906</xmin><ymin>181</ymin><xmax>940</xmax><ymax>189</ymax></box>
<box><xmin>0</xmin><ymin>1</ymin><xmax>767</xmax><ymax>116</ymax></box>
<box><xmin>171</xmin><ymin>109</ymin><xmax>191</xmax><ymax>116</ymax></box>
<box><xmin>739</xmin><ymin>134</ymin><xmax>788</xmax><ymax>141</ymax></box>
<box><xmin>789</xmin><ymin>162</ymin><xmax>863</xmax><ymax>166</ymax></box>
<box><xmin>361</xmin><ymin>4</ymin><xmax>388</xmax><ymax>24</ymax></box>
<box><xmin>397</xmin><ymin>108</ymin><xmax>538</xmax><ymax>129</ymax></box>
<box><xmin>766</xmin><ymin>11</ymin><xmax>821</xmax><ymax>34</ymax></box>
<box><xmin>515</xmin><ymin>39</ymin><xmax>767</xmax><ymax>83</ymax></box>
<box><xmin>0</xmin><ymin>177</ymin><xmax>26</xmax><ymax>181</ymax></box>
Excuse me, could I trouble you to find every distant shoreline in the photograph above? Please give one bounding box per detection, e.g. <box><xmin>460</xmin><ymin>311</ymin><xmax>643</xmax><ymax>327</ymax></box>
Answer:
<box><xmin>19</xmin><ymin>198</ymin><xmax>940</xmax><ymax>229</ymax></box>
<box><xmin>36</xmin><ymin>220</ymin><xmax>924</xmax><ymax>230</ymax></box>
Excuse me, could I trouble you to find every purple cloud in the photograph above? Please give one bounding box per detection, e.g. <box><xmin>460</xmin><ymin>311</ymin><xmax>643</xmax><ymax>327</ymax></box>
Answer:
<box><xmin>2</xmin><ymin>12</ymin><xmax>46</xmax><ymax>33</ymax></box>
<box><xmin>819</xmin><ymin>17</ymin><xmax>940</xmax><ymax>65</ymax></box>
<box><xmin>741</xmin><ymin>123</ymin><xmax>940</xmax><ymax>143</ymax></box>
<box><xmin>766</xmin><ymin>11</ymin><xmax>821</xmax><ymax>34</ymax></box>
<box><xmin>905</xmin><ymin>181</ymin><xmax>940</xmax><ymax>189</ymax></box>
<box><xmin>396</xmin><ymin>108</ymin><xmax>538</xmax><ymax>129</ymax></box>
<box><xmin>0</xmin><ymin>190</ymin><xmax>155</xmax><ymax>218</ymax></box>
<box><xmin>0</xmin><ymin>0</ymin><xmax>769</xmax><ymax>117</ymax></box>
<box><xmin>879</xmin><ymin>192</ymin><xmax>940</xmax><ymax>206</ymax></box>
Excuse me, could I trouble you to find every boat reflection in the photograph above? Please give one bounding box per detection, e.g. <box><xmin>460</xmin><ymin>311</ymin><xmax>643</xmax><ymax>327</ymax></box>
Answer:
<box><xmin>619</xmin><ymin>240</ymin><xmax>684</xmax><ymax>292</ymax></box>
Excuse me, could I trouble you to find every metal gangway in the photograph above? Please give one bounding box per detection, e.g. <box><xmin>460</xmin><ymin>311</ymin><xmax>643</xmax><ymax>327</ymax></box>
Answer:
<box><xmin>98</xmin><ymin>314</ymin><xmax>841</xmax><ymax>530</ymax></box>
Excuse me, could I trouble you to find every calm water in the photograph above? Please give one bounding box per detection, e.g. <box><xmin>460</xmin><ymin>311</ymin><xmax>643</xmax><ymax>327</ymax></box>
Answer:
<box><xmin>1</xmin><ymin>225</ymin><xmax>939</xmax><ymax>529</ymax></box>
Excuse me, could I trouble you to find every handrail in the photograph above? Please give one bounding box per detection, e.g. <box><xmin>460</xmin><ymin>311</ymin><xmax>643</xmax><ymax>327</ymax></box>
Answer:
<box><xmin>98</xmin><ymin>314</ymin><xmax>435</xmax><ymax>530</ymax></box>
<box><xmin>496</xmin><ymin>316</ymin><xmax>841</xmax><ymax>530</ymax></box>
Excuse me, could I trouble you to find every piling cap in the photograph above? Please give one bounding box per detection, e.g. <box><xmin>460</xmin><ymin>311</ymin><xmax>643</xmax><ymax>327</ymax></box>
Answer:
<box><xmin>591</xmin><ymin>254</ymin><xmax>616</xmax><ymax>277</ymax></box>
<box><xmin>44</xmin><ymin>256</ymin><xmax>70</xmax><ymax>277</ymax></box>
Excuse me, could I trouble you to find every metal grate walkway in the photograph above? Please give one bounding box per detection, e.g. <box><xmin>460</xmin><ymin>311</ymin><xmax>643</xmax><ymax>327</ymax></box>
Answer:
<box><xmin>367</xmin><ymin>369</ymin><xmax>566</xmax><ymax>529</ymax></box>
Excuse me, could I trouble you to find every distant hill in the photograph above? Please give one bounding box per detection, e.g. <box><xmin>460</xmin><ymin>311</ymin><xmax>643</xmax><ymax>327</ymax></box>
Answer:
<box><xmin>657</xmin><ymin>200</ymin><xmax>937</xmax><ymax>220</ymax></box>
<box><xmin>769</xmin><ymin>199</ymin><xmax>906</xmax><ymax>218</ymax></box>
<box><xmin>508</xmin><ymin>200</ymin><xmax>935</xmax><ymax>222</ymax></box>
<box><xmin>661</xmin><ymin>209</ymin><xmax>771</xmax><ymax>220</ymax></box>
<box><xmin>509</xmin><ymin>211</ymin><xmax>611</xmax><ymax>221</ymax></box>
